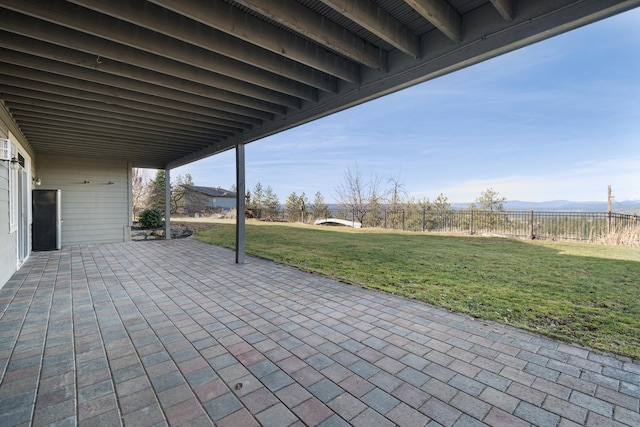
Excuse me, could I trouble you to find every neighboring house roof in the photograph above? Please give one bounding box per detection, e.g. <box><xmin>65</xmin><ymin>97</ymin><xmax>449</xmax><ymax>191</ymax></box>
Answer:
<box><xmin>182</xmin><ymin>185</ymin><xmax>237</xmax><ymax>198</ymax></box>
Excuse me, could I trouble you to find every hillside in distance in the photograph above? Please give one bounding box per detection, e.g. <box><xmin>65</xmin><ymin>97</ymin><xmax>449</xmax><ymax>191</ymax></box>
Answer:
<box><xmin>451</xmin><ymin>200</ymin><xmax>640</xmax><ymax>213</ymax></box>
<box><xmin>327</xmin><ymin>201</ymin><xmax>640</xmax><ymax>214</ymax></box>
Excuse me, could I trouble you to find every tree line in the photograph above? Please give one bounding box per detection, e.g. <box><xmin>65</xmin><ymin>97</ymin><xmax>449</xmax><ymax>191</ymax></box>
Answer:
<box><xmin>133</xmin><ymin>167</ymin><xmax>506</xmax><ymax>226</ymax></box>
<box><xmin>246</xmin><ymin>183</ymin><xmax>331</xmax><ymax>222</ymax></box>
<box><xmin>132</xmin><ymin>169</ymin><xmax>200</xmax><ymax>218</ymax></box>
<box><xmin>132</xmin><ymin>169</ymin><xmax>332</xmax><ymax>221</ymax></box>
<box><xmin>334</xmin><ymin>165</ymin><xmax>506</xmax><ymax>227</ymax></box>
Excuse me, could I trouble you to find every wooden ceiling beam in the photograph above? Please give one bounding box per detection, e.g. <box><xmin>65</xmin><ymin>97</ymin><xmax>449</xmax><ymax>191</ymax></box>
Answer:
<box><xmin>64</xmin><ymin>0</ymin><xmax>349</xmax><ymax>87</ymax></box>
<box><xmin>0</xmin><ymin>0</ymin><xmax>330</xmax><ymax>97</ymax></box>
<box><xmin>7</xmin><ymin>105</ymin><xmax>234</xmax><ymax>140</ymax></box>
<box><xmin>490</xmin><ymin>0</ymin><xmax>514</xmax><ymax>21</ymax></box>
<box><xmin>0</xmin><ymin>89</ymin><xmax>254</xmax><ymax>130</ymax></box>
<box><xmin>13</xmin><ymin>115</ymin><xmax>223</xmax><ymax>145</ymax></box>
<box><xmin>231</xmin><ymin>0</ymin><xmax>388</xmax><ymax>69</ymax></box>
<box><xmin>404</xmin><ymin>0</ymin><xmax>462</xmax><ymax>42</ymax></box>
<box><xmin>0</xmin><ymin>30</ymin><xmax>302</xmax><ymax>109</ymax></box>
<box><xmin>23</xmin><ymin>131</ymin><xmax>205</xmax><ymax>152</ymax></box>
<box><xmin>0</xmin><ymin>67</ymin><xmax>275</xmax><ymax>123</ymax></box>
<box><xmin>23</xmin><ymin>137</ymin><xmax>197</xmax><ymax>161</ymax></box>
<box><xmin>4</xmin><ymin>98</ymin><xmax>240</xmax><ymax>135</ymax></box>
<box><xmin>141</xmin><ymin>0</ymin><xmax>365</xmax><ymax>79</ymax></box>
<box><xmin>319</xmin><ymin>0</ymin><xmax>420</xmax><ymax>58</ymax></box>
<box><xmin>18</xmin><ymin>123</ymin><xmax>215</xmax><ymax>151</ymax></box>
<box><xmin>0</xmin><ymin>44</ymin><xmax>294</xmax><ymax>114</ymax></box>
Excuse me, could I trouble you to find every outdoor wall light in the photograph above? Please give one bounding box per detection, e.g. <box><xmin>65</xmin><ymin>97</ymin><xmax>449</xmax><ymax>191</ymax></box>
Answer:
<box><xmin>33</xmin><ymin>177</ymin><xmax>42</xmax><ymax>186</ymax></box>
<box><xmin>10</xmin><ymin>157</ymin><xmax>20</xmax><ymax>170</ymax></box>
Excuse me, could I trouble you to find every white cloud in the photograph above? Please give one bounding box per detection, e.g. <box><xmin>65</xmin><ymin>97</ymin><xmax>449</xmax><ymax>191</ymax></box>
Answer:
<box><xmin>412</xmin><ymin>155</ymin><xmax>640</xmax><ymax>203</ymax></box>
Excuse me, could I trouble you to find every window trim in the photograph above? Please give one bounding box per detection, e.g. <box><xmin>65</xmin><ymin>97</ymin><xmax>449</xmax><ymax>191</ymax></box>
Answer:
<box><xmin>8</xmin><ymin>140</ymin><xmax>18</xmax><ymax>234</ymax></box>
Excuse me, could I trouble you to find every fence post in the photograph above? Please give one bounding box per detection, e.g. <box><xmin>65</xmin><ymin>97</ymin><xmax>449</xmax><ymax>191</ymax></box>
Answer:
<box><xmin>530</xmin><ymin>210</ymin><xmax>534</xmax><ymax>239</ymax></box>
<box><xmin>384</xmin><ymin>208</ymin><xmax>387</xmax><ymax>229</ymax></box>
<box><xmin>470</xmin><ymin>210</ymin><xmax>474</xmax><ymax>235</ymax></box>
<box><xmin>607</xmin><ymin>211</ymin><xmax>612</xmax><ymax>235</ymax></box>
<box><xmin>422</xmin><ymin>207</ymin><xmax>426</xmax><ymax>232</ymax></box>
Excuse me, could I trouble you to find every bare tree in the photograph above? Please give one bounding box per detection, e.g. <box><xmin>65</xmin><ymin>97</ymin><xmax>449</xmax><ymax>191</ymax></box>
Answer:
<box><xmin>170</xmin><ymin>174</ymin><xmax>194</xmax><ymax>215</ymax></box>
<box><xmin>335</xmin><ymin>164</ymin><xmax>381</xmax><ymax>225</ymax></box>
<box><xmin>131</xmin><ymin>168</ymin><xmax>150</xmax><ymax>220</ymax></box>
<box><xmin>385</xmin><ymin>176</ymin><xmax>407</xmax><ymax>228</ymax></box>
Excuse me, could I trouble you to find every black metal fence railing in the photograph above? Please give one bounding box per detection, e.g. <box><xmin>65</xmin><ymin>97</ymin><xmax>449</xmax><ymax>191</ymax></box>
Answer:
<box><xmin>249</xmin><ymin>207</ymin><xmax>639</xmax><ymax>242</ymax></box>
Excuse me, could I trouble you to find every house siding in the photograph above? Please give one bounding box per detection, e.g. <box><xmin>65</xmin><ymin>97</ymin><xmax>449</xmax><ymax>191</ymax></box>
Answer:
<box><xmin>0</xmin><ymin>160</ymin><xmax>14</xmax><ymax>288</ymax></box>
<box><xmin>1</xmin><ymin>104</ymin><xmax>34</xmax><ymax>289</ymax></box>
<box><xmin>212</xmin><ymin>197</ymin><xmax>236</xmax><ymax>209</ymax></box>
<box><xmin>36</xmin><ymin>155</ymin><xmax>130</xmax><ymax>245</ymax></box>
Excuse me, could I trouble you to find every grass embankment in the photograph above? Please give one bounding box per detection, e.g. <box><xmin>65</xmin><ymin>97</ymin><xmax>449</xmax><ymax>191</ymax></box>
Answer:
<box><xmin>181</xmin><ymin>220</ymin><xmax>640</xmax><ymax>359</ymax></box>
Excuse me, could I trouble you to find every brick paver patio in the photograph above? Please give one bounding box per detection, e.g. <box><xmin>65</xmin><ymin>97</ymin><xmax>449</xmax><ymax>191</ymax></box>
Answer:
<box><xmin>0</xmin><ymin>239</ymin><xmax>638</xmax><ymax>426</ymax></box>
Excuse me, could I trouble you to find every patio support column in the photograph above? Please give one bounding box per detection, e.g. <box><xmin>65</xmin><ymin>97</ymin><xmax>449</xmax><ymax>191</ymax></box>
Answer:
<box><xmin>165</xmin><ymin>168</ymin><xmax>171</xmax><ymax>240</ymax></box>
<box><xmin>235</xmin><ymin>143</ymin><xmax>245</xmax><ymax>264</ymax></box>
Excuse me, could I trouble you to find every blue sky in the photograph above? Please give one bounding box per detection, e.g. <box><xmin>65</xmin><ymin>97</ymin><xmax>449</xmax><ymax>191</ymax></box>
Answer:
<box><xmin>173</xmin><ymin>8</ymin><xmax>640</xmax><ymax>204</ymax></box>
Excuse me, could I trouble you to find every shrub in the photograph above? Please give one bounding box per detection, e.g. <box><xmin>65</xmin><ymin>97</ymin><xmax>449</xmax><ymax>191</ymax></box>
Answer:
<box><xmin>139</xmin><ymin>208</ymin><xmax>164</xmax><ymax>229</ymax></box>
<box><xmin>596</xmin><ymin>226</ymin><xmax>640</xmax><ymax>246</ymax></box>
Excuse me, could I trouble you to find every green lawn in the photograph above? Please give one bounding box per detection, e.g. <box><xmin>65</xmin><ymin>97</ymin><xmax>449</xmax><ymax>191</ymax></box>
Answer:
<box><xmin>185</xmin><ymin>220</ymin><xmax>640</xmax><ymax>359</ymax></box>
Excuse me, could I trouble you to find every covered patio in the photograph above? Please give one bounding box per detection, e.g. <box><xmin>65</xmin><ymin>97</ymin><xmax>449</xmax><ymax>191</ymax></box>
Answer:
<box><xmin>3</xmin><ymin>0</ymin><xmax>640</xmax><ymax>284</ymax></box>
<box><xmin>1</xmin><ymin>239</ymin><xmax>638</xmax><ymax>426</ymax></box>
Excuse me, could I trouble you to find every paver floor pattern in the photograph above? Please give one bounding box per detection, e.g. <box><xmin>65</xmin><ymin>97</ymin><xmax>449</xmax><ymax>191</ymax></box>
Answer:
<box><xmin>0</xmin><ymin>239</ymin><xmax>638</xmax><ymax>426</ymax></box>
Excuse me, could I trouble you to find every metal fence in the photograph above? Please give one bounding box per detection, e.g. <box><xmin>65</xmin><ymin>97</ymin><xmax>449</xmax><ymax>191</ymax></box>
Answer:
<box><xmin>311</xmin><ymin>208</ymin><xmax>639</xmax><ymax>242</ymax></box>
<box><xmin>247</xmin><ymin>205</ymin><xmax>639</xmax><ymax>242</ymax></box>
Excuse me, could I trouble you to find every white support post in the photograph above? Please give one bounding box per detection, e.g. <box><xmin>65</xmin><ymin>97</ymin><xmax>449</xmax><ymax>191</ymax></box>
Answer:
<box><xmin>236</xmin><ymin>143</ymin><xmax>246</xmax><ymax>264</ymax></box>
<box><xmin>165</xmin><ymin>168</ymin><xmax>171</xmax><ymax>240</ymax></box>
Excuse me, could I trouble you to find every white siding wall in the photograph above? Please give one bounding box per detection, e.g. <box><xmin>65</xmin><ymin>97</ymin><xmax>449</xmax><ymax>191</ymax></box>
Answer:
<box><xmin>37</xmin><ymin>155</ymin><xmax>130</xmax><ymax>245</ymax></box>
<box><xmin>0</xmin><ymin>159</ymin><xmax>14</xmax><ymax>288</ymax></box>
<box><xmin>1</xmin><ymin>104</ymin><xmax>35</xmax><ymax>289</ymax></box>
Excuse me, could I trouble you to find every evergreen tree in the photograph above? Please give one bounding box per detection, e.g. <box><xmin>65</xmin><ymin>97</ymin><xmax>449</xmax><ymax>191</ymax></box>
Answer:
<box><xmin>149</xmin><ymin>170</ymin><xmax>166</xmax><ymax>211</ymax></box>
<box><xmin>431</xmin><ymin>193</ymin><xmax>452</xmax><ymax>229</ymax></box>
<box><xmin>263</xmin><ymin>186</ymin><xmax>280</xmax><ymax>219</ymax></box>
<box><xmin>299</xmin><ymin>192</ymin><xmax>309</xmax><ymax>222</ymax></box>
<box><xmin>471</xmin><ymin>188</ymin><xmax>506</xmax><ymax>211</ymax></box>
<box><xmin>432</xmin><ymin>193</ymin><xmax>452</xmax><ymax>214</ymax></box>
<box><xmin>470</xmin><ymin>188</ymin><xmax>507</xmax><ymax>231</ymax></box>
<box><xmin>252</xmin><ymin>182</ymin><xmax>264</xmax><ymax>211</ymax></box>
<box><xmin>284</xmin><ymin>191</ymin><xmax>300</xmax><ymax>221</ymax></box>
<box><xmin>311</xmin><ymin>191</ymin><xmax>329</xmax><ymax>220</ymax></box>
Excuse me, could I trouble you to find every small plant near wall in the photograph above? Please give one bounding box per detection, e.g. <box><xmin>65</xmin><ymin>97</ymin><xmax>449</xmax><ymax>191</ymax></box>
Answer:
<box><xmin>139</xmin><ymin>208</ymin><xmax>164</xmax><ymax>229</ymax></box>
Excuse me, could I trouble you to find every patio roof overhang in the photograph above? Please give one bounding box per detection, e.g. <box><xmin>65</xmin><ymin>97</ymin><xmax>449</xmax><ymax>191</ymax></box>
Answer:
<box><xmin>1</xmin><ymin>0</ymin><xmax>639</xmax><ymax>170</ymax></box>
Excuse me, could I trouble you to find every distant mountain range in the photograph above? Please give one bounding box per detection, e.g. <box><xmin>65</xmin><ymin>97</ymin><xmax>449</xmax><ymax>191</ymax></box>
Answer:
<box><xmin>451</xmin><ymin>200</ymin><xmax>640</xmax><ymax>214</ymax></box>
<box><xmin>326</xmin><ymin>201</ymin><xmax>640</xmax><ymax>214</ymax></box>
